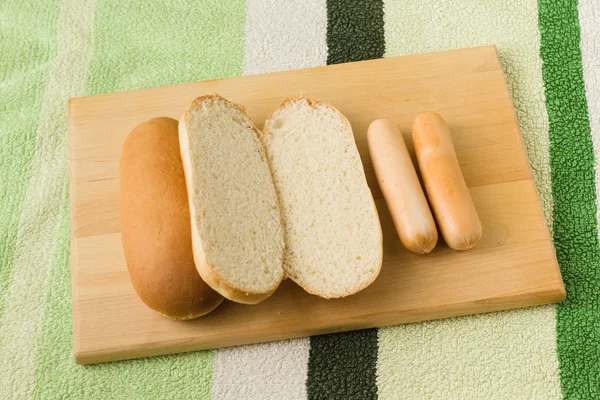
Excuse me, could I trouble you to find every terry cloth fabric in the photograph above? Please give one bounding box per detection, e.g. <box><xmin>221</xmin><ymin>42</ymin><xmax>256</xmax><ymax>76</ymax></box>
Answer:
<box><xmin>0</xmin><ymin>0</ymin><xmax>598</xmax><ymax>398</ymax></box>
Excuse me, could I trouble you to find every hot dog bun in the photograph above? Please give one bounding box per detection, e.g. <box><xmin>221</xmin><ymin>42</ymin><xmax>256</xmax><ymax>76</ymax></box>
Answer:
<box><xmin>119</xmin><ymin>117</ymin><xmax>223</xmax><ymax>320</ymax></box>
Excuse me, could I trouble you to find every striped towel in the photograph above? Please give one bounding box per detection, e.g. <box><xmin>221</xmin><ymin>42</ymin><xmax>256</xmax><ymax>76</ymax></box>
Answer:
<box><xmin>0</xmin><ymin>0</ymin><xmax>598</xmax><ymax>398</ymax></box>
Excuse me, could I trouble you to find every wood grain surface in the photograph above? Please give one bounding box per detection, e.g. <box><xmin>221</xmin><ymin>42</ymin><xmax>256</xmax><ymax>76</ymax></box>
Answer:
<box><xmin>69</xmin><ymin>45</ymin><xmax>565</xmax><ymax>364</ymax></box>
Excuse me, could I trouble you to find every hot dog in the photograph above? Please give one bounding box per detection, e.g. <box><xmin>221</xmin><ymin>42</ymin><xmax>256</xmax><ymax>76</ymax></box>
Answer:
<box><xmin>368</xmin><ymin>119</ymin><xmax>438</xmax><ymax>254</ymax></box>
<box><xmin>412</xmin><ymin>112</ymin><xmax>482</xmax><ymax>250</ymax></box>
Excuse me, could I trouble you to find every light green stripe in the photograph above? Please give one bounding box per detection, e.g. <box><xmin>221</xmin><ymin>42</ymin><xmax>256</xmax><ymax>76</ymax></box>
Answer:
<box><xmin>86</xmin><ymin>0</ymin><xmax>246</xmax><ymax>94</ymax></box>
<box><xmin>0</xmin><ymin>0</ymin><xmax>98</xmax><ymax>397</ymax></box>
<box><xmin>378</xmin><ymin>1</ymin><xmax>560</xmax><ymax>398</ymax></box>
<box><xmin>34</xmin><ymin>203</ymin><xmax>216</xmax><ymax>400</ymax></box>
<box><xmin>0</xmin><ymin>0</ymin><xmax>60</xmax><ymax>323</ymax></box>
<box><xmin>34</xmin><ymin>199</ymin><xmax>71</xmax><ymax>399</ymax></box>
<box><xmin>34</xmin><ymin>0</ymin><xmax>246</xmax><ymax>398</ymax></box>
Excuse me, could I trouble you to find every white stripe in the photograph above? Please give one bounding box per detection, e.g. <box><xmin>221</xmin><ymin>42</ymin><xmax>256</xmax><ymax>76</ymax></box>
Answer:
<box><xmin>210</xmin><ymin>2</ymin><xmax>327</xmax><ymax>397</ymax></box>
<box><xmin>379</xmin><ymin>1</ymin><xmax>561</xmax><ymax>398</ymax></box>
<box><xmin>579</xmin><ymin>0</ymin><xmax>600</xmax><ymax>245</ymax></box>
<box><xmin>0</xmin><ymin>0</ymin><xmax>97</xmax><ymax>397</ymax></box>
<box><xmin>242</xmin><ymin>0</ymin><xmax>327</xmax><ymax>75</ymax></box>
<box><xmin>212</xmin><ymin>339</ymin><xmax>310</xmax><ymax>400</ymax></box>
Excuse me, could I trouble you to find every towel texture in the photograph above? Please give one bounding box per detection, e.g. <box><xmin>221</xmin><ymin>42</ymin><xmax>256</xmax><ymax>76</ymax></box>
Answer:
<box><xmin>0</xmin><ymin>0</ymin><xmax>598</xmax><ymax>398</ymax></box>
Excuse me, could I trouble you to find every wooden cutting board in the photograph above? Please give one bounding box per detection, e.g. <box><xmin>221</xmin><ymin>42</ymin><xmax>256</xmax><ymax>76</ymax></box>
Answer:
<box><xmin>69</xmin><ymin>45</ymin><xmax>565</xmax><ymax>365</ymax></box>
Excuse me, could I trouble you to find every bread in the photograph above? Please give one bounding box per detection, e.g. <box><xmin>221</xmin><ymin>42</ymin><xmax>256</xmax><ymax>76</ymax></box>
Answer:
<box><xmin>179</xmin><ymin>95</ymin><xmax>285</xmax><ymax>304</ymax></box>
<box><xmin>263</xmin><ymin>98</ymin><xmax>383</xmax><ymax>298</ymax></box>
<box><xmin>119</xmin><ymin>117</ymin><xmax>223</xmax><ymax>320</ymax></box>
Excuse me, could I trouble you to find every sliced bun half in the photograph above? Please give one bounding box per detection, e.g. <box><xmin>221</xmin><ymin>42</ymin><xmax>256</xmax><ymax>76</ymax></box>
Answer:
<box><xmin>263</xmin><ymin>98</ymin><xmax>383</xmax><ymax>298</ymax></box>
<box><xmin>179</xmin><ymin>95</ymin><xmax>285</xmax><ymax>304</ymax></box>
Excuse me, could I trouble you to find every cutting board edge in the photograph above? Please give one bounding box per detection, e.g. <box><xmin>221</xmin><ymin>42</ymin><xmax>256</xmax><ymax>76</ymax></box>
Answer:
<box><xmin>67</xmin><ymin>45</ymin><xmax>500</xmax><ymax>107</ymax></box>
<box><xmin>69</xmin><ymin>101</ymin><xmax>83</xmax><ymax>362</ymax></box>
<box><xmin>73</xmin><ymin>283</ymin><xmax>565</xmax><ymax>365</ymax></box>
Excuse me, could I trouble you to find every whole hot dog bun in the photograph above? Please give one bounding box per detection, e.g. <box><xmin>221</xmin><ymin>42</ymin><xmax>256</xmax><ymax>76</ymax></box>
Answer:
<box><xmin>120</xmin><ymin>117</ymin><xmax>223</xmax><ymax>319</ymax></box>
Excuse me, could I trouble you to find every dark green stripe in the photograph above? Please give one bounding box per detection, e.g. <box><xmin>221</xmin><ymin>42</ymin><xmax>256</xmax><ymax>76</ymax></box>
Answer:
<box><xmin>538</xmin><ymin>1</ymin><xmax>600</xmax><ymax>399</ymax></box>
<box><xmin>308</xmin><ymin>329</ymin><xmax>379</xmax><ymax>400</ymax></box>
<box><xmin>307</xmin><ymin>1</ymin><xmax>384</xmax><ymax>398</ymax></box>
<box><xmin>326</xmin><ymin>0</ymin><xmax>385</xmax><ymax>64</ymax></box>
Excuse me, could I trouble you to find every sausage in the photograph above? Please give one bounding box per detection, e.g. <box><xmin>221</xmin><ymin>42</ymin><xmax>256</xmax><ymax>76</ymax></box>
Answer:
<box><xmin>368</xmin><ymin>119</ymin><xmax>438</xmax><ymax>254</ymax></box>
<box><xmin>412</xmin><ymin>112</ymin><xmax>482</xmax><ymax>250</ymax></box>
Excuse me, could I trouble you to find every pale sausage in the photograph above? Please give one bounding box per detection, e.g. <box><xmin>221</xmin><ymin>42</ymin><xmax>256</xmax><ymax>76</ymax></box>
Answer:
<box><xmin>368</xmin><ymin>119</ymin><xmax>438</xmax><ymax>254</ymax></box>
<box><xmin>412</xmin><ymin>112</ymin><xmax>482</xmax><ymax>250</ymax></box>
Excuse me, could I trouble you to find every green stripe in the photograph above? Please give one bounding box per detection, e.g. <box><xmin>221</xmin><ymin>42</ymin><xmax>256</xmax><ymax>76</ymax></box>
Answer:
<box><xmin>326</xmin><ymin>0</ymin><xmax>385</xmax><ymax>64</ymax></box>
<box><xmin>538</xmin><ymin>0</ymin><xmax>600</xmax><ymax>398</ymax></box>
<box><xmin>0</xmin><ymin>0</ymin><xmax>60</xmax><ymax>323</ymax></box>
<box><xmin>307</xmin><ymin>1</ymin><xmax>384</xmax><ymax>398</ymax></box>
<box><xmin>86</xmin><ymin>0</ymin><xmax>246</xmax><ymax>94</ymax></box>
<box><xmin>34</xmin><ymin>0</ymin><xmax>246</xmax><ymax>398</ymax></box>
